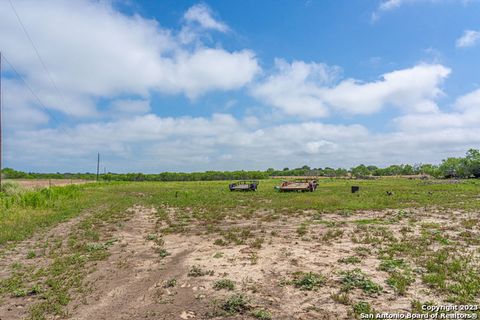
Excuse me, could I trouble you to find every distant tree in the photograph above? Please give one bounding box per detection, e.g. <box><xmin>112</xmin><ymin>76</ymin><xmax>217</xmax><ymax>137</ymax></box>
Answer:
<box><xmin>419</xmin><ymin>164</ymin><xmax>438</xmax><ymax>177</ymax></box>
<box><xmin>439</xmin><ymin>157</ymin><xmax>466</xmax><ymax>178</ymax></box>
<box><xmin>323</xmin><ymin>167</ymin><xmax>336</xmax><ymax>177</ymax></box>
<box><xmin>401</xmin><ymin>164</ymin><xmax>414</xmax><ymax>175</ymax></box>
<box><xmin>465</xmin><ymin>149</ymin><xmax>480</xmax><ymax>178</ymax></box>
<box><xmin>351</xmin><ymin>164</ymin><xmax>370</xmax><ymax>178</ymax></box>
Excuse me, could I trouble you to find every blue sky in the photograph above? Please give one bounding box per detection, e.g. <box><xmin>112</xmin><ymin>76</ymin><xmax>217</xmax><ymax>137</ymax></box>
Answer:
<box><xmin>1</xmin><ymin>0</ymin><xmax>480</xmax><ymax>173</ymax></box>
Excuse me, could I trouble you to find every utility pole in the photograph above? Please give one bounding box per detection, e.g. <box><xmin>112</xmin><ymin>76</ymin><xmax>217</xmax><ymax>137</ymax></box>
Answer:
<box><xmin>0</xmin><ymin>51</ymin><xmax>3</xmax><ymax>192</ymax></box>
<box><xmin>96</xmin><ymin>153</ymin><xmax>100</xmax><ymax>181</ymax></box>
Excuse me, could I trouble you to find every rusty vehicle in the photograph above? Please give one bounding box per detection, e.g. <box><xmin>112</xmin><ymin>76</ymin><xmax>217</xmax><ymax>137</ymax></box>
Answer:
<box><xmin>229</xmin><ymin>180</ymin><xmax>259</xmax><ymax>191</ymax></box>
<box><xmin>276</xmin><ymin>179</ymin><xmax>318</xmax><ymax>192</ymax></box>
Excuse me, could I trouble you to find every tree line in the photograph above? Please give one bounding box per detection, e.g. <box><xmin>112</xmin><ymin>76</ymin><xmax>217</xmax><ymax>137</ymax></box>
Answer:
<box><xmin>3</xmin><ymin>149</ymin><xmax>480</xmax><ymax>181</ymax></box>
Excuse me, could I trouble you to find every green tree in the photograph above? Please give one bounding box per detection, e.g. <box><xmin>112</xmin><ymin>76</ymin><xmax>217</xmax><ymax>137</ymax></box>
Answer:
<box><xmin>465</xmin><ymin>149</ymin><xmax>480</xmax><ymax>178</ymax></box>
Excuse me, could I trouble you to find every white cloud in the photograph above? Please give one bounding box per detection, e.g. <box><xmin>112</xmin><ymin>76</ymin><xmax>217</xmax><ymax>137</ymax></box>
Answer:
<box><xmin>379</xmin><ymin>0</ymin><xmax>404</xmax><ymax>11</ymax></box>
<box><xmin>372</xmin><ymin>0</ymin><xmax>474</xmax><ymax>21</ymax></box>
<box><xmin>454</xmin><ymin>88</ymin><xmax>480</xmax><ymax>109</ymax></box>
<box><xmin>162</xmin><ymin>48</ymin><xmax>259</xmax><ymax>99</ymax></box>
<box><xmin>372</xmin><ymin>0</ymin><xmax>405</xmax><ymax>21</ymax></box>
<box><xmin>183</xmin><ymin>3</ymin><xmax>229</xmax><ymax>32</ymax></box>
<box><xmin>0</xmin><ymin>0</ymin><xmax>258</xmax><ymax>121</ymax></box>
<box><xmin>456</xmin><ymin>30</ymin><xmax>480</xmax><ymax>48</ymax></box>
<box><xmin>251</xmin><ymin>59</ymin><xmax>341</xmax><ymax>118</ymax></box>
<box><xmin>253</xmin><ymin>61</ymin><xmax>450</xmax><ymax>117</ymax></box>
<box><xmin>5</xmin><ymin>113</ymin><xmax>369</xmax><ymax>171</ymax></box>
<box><xmin>110</xmin><ymin>99</ymin><xmax>150</xmax><ymax>115</ymax></box>
<box><xmin>9</xmin><ymin>109</ymin><xmax>480</xmax><ymax>172</ymax></box>
<box><xmin>393</xmin><ymin>88</ymin><xmax>480</xmax><ymax>131</ymax></box>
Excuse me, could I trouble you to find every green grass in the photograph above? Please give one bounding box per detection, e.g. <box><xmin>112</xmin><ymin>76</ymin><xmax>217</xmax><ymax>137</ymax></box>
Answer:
<box><xmin>188</xmin><ymin>265</ymin><xmax>214</xmax><ymax>277</ymax></box>
<box><xmin>1</xmin><ymin>178</ymin><xmax>480</xmax><ymax>317</ymax></box>
<box><xmin>3</xmin><ymin>179</ymin><xmax>480</xmax><ymax>244</ymax></box>
<box><xmin>213</xmin><ymin>279</ymin><xmax>235</xmax><ymax>291</ymax></box>
<box><xmin>340</xmin><ymin>269</ymin><xmax>383</xmax><ymax>295</ymax></box>
<box><xmin>0</xmin><ymin>183</ymin><xmax>132</xmax><ymax>245</ymax></box>
<box><xmin>220</xmin><ymin>294</ymin><xmax>251</xmax><ymax>315</ymax></box>
<box><xmin>1</xmin><ymin>177</ymin><xmax>470</xmax><ymax>245</ymax></box>
<box><xmin>352</xmin><ymin>301</ymin><xmax>375</xmax><ymax>319</ymax></box>
<box><xmin>0</xmin><ymin>182</ymin><xmax>139</xmax><ymax>319</ymax></box>
<box><xmin>140</xmin><ymin>178</ymin><xmax>480</xmax><ymax>214</ymax></box>
<box><xmin>291</xmin><ymin>271</ymin><xmax>326</xmax><ymax>291</ymax></box>
<box><xmin>252</xmin><ymin>309</ymin><xmax>272</xmax><ymax>319</ymax></box>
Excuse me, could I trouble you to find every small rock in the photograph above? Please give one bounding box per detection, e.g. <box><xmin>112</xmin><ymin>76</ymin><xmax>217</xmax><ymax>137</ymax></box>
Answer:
<box><xmin>180</xmin><ymin>311</ymin><xmax>196</xmax><ymax>319</ymax></box>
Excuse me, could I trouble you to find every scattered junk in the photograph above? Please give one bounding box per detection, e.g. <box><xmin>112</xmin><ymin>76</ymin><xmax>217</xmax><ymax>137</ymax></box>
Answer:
<box><xmin>386</xmin><ymin>191</ymin><xmax>394</xmax><ymax>196</ymax></box>
<box><xmin>229</xmin><ymin>180</ymin><xmax>259</xmax><ymax>191</ymax></box>
<box><xmin>351</xmin><ymin>186</ymin><xmax>360</xmax><ymax>193</ymax></box>
<box><xmin>276</xmin><ymin>179</ymin><xmax>318</xmax><ymax>192</ymax></box>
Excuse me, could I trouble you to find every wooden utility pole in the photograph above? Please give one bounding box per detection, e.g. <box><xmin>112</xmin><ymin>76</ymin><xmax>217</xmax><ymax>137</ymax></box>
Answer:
<box><xmin>0</xmin><ymin>51</ymin><xmax>3</xmax><ymax>192</ymax></box>
<box><xmin>96</xmin><ymin>153</ymin><xmax>100</xmax><ymax>181</ymax></box>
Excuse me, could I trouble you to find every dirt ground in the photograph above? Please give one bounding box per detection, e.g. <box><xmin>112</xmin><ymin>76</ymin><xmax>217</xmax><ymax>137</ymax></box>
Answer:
<box><xmin>3</xmin><ymin>179</ymin><xmax>90</xmax><ymax>189</ymax></box>
<box><xmin>0</xmin><ymin>204</ymin><xmax>478</xmax><ymax>320</ymax></box>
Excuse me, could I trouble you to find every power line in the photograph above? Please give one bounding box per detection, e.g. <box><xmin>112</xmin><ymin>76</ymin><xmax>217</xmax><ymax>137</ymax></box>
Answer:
<box><xmin>2</xmin><ymin>54</ymin><xmax>66</xmax><ymax>132</ymax></box>
<box><xmin>8</xmin><ymin>0</ymin><xmax>69</xmax><ymax>111</ymax></box>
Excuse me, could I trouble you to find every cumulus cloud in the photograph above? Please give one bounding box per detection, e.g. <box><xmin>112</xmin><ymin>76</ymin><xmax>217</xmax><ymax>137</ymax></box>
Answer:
<box><xmin>253</xmin><ymin>61</ymin><xmax>450</xmax><ymax>117</ymax></box>
<box><xmin>251</xmin><ymin>59</ymin><xmax>341</xmax><ymax>118</ymax></box>
<box><xmin>6</xmin><ymin>113</ymin><xmax>370</xmax><ymax>171</ymax></box>
<box><xmin>393</xmin><ymin>88</ymin><xmax>480</xmax><ymax>131</ymax></box>
<box><xmin>456</xmin><ymin>30</ymin><xmax>480</xmax><ymax>48</ymax></box>
<box><xmin>183</xmin><ymin>3</ymin><xmax>229</xmax><ymax>32</ymax></box>
<box><xmin>0</xmin><ymin>0</ymin><xmax>258</xmax><ymax>123</ymax></box>
<box><xmin>8</xmin><ymin>108</ymin><xmax>480</xmax><ymax>172</ymax></box>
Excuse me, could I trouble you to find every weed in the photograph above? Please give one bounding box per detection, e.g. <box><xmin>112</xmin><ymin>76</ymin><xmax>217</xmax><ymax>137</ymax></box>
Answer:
<box><xmin>340</xmin><ymin>269</ymin><xmax>383</xmax><ymax>295</ymax></box>
<box><xmin>213</xmin><ymin>252</ymin><xmax>224</xmax><ymax>258</ymax></box>
<box><xmin>322</xmin><ymin>229</ymin><xmax>344</xmax><ymax>242</ymax></box>
<box><xmin>214</xmin><ymin>238</ymin><xmax>228</xmax><ymax>246</ymax></box>
<box><xmin>331</xmin><ymin>292</ymin><xmax>351</xmax><ymax>305</ymax></box>
<box><xmin>145</xmin><ymin>234</ymin><xmax>157</xmax><ymax>241</ymax></box>
<box><xmin>296</xmin><ymin>223</ymin><xmax>308</xmax><ymax>236</ymax></box>
<box><xmin>163</xmin><ymin>278</ymin><xmax>176</xmax><ymax>288</ymax></box>
<box><xmin>352</xmin><ymin>301</ymin><xmax>374</xmax><ymax>318</ymax></box>
<box><xmin>158</xmin><ymin>249</ymin><xmax>170</xmax><ymax>258</ymax></box>
<box><xmin>221</xmin><ymin>294</ymin><xmax>251</xmax><ymax>315</ymax></box>
<box><xmin>354</xmin><ymin>247</ymin><xmax>372</xmax><ymax>257</ymax></box>
<box><xmin>188</xmin><ymin>265</ymin><xmax>214</xmax><ymax>277</ymax></box>
<box><xmin>252</xmin><ymin>309</ymin><xmax>272</xmax><ymax>319</ymax></box>
<box><xmin>250</xmin><ymin>252</ymin><xmax>259</xmax><ymax>265</ymax></box>
<box><xmin>378</xmin><ymin>258</ymin><xmax>407</xmax><ymax>272</ymax></box>
<box><xmin>386</xmin><ymin>271</ymin><xmax>414</xmax><ymax>295</ymax></box>
<box><xmin>213</xmin><ymin>279</ymin><xmax>235</xmax><ymax>291</ymax></box>
<box><xmin>250</xmin><ymin>237</ymin><xmax>264</xmax><ymax>249</ymax></box>
<box><xmin>291</xmin><ymin>271</ymin><xmax>325</xmax><ymax>291</ymax></box>
<box><xmin>338</xmin><ymin>209</ymin><xmax>353</xmax><ymax>217</ymax></box>
<box><xmin>12</xmin><ymin>288</ymin><xmax>27</xmax><ymax>297</ymax></box>
<box><xmin>26</xmin><ymin>250</ymin><xmax>36</xmax><ymax>259</ymax></box>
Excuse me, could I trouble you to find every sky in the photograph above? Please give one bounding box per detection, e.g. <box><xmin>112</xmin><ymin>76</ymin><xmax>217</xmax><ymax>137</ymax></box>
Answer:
<box><xmin>1</xmin><ymin>0</ymin><xmax>480</xmax><ymax>173</ymax></box>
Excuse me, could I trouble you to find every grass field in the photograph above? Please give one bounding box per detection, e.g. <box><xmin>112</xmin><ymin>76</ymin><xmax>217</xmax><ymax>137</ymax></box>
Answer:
<box><xmin>0</xmin><ymin>178</ymin><xmax>479</xmax><ymax>319</ymax></box>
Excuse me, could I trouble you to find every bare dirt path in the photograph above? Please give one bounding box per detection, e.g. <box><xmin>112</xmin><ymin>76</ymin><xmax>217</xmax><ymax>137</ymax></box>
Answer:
<box><xmin>68</xmin><ymin>205</ymin><xmax>208</xmax><ymax>320</ymax></box>
<box><xmin>0</xmin><ymin>206</ymin><xmax>103</xmax><ymax>320</ymax></box>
